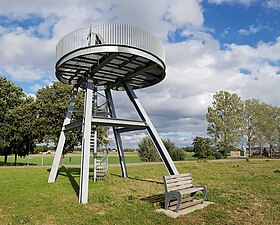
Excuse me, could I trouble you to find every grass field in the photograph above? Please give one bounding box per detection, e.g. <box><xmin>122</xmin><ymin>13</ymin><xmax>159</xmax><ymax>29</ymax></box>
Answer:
<box><xmin>0</xmin><ymin>152</ymin><xmax>195</xmax><ymax>166</ymax></box>
<box><xmin>0</xmin><ymin>159</ymin><xmax>279</xmax><ymax>224</ymax></box>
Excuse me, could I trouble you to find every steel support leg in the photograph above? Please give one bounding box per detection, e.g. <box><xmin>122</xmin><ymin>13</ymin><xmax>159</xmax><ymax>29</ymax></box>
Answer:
<box><xmin>48</xmin><ymin>84</ymin><xmax>79</xmax><ymax>183</ymax></box>
<box><xmin>122</xmin><ymin>82</ymin><xmax>178</xmax><ymax>175</ymax></box>
<box><xmin>105</xmin><ymin>89</ymin><xmax>128</xmax><ymax>178</ymax></box>
<box><xmin>93</xmin><ymin>126</ymin><xmax>97</xmax><ymax>181</ymax></box>
<box><xmin>79</xmin><ymin>76</ymin><xmax>93</xmax><ymax>204</ymax></box>
<box><xmin>93</xmin><ymin>87</ymin><xmax>98</xmax><ymax>181</ymax></box>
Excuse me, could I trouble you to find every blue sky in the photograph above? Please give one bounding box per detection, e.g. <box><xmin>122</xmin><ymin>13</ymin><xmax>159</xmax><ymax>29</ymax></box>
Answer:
<box><xmin>0</xmin><ymin>0</ymin><xmax>280</xmax><ymax>147</ymax></box>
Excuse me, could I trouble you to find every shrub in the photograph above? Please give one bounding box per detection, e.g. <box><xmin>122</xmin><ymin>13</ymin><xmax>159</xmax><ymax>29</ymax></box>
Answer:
<box><xmin>138</xmin><ymin>136</ymin><xmax>184</xmax><ymax>162</ymax></box>
<box><xmin>168</xmin><ymin>147</ymin><xmax>185</xmax><ymax>161</ymax></box>
<box><xmin>138</xmin><ymin>136</ymin><xmax>161</xmax><ymax>162</ymax></box>
<box><xmin>213</xmin><ymin>152</ymin><xmax>223</xmax><ymax>159</ymax></box>
<box><xmin>192</xmin><ymin>136</ymin><xmax>214</xmax><ymax>158</ymax></box>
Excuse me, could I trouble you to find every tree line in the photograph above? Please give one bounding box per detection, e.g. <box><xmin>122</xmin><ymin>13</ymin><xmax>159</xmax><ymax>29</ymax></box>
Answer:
<box><xmin>193</xmin><ymin>90</ymin><xmax>280</xmax><ymax>158</ymax></box>
<box><xmin>0</xmin><ymin>77</ymin><xmax>106</xmax><ymax>165</ymax></box>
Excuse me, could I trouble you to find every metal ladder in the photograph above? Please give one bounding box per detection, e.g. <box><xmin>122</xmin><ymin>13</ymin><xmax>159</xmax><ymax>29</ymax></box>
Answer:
<box><xmin>90</xmin><ymin>125</ymin><xmax>108</xmax><ymax>181</ymax></box>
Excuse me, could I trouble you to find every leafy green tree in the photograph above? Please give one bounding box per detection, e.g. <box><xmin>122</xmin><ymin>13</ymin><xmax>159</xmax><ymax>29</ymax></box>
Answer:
<box><xmin>12</xmin><ymin>96</ymin><xmax>37</xmax><ymax>164</ymax></box>
<box><xmin>0</xmin><ymin>77</ymin><xmax>25</xmax><ymax>164</ymax></box>
<box><xmin>248</xmin><ymin>102</ymin><xmax>274</xmax><ymax>155</ymax></box>
<box><xmin>182</xmin><ymin>146</ymin><xmax>194</xmax><ymax>152</ymax></box>
<box><xmin>192</xmin><ymin>136</ymin><xmax>214</xmax><ymax>158</ymax></box>
<box><xmin>243</xmin><ymin>99</ymin><xmax>259</xmax><ymax>156</ymax></box>
<box><xmin>36</xmin><ymin>82</ymin><xmax>73</xmax><ymax>143</ymax></box>
<box><xmin>138</xmin><ymin>136</ymin><xmax>185</xmax><ymax>162</ymax></box>
<box><xmin>274</xmin><ymin>107</ymin><xmax>280</xmax><ymax>152</ymax></box>
<box><xmin>162</xmin><ymin>139</ymin><xmax>185</xmax><ymax>161</ymax></box>
<box><xmin>35</xmin><ymin>82</ymin><xmax>108</xmax><ymax>154</ymax></box>
<box><xmin>138</xmin><ymin>136</ymin><xmax>161</xmax><ymax>162</ymax></box>
<box><xmin>206</xmin><ymin>91</ymin><xmax>244</xmax><ymax>155</ymax></box>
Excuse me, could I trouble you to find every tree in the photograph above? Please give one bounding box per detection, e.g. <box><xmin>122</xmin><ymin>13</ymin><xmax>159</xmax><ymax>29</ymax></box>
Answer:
<box><xmin>243</xmin><ymin>99</ymin><xmax>259</xmax><ymax>156</ymax></box>
<box><xmin>162</xmin><ymin>139</ymin><xmax>185</xmax><ymax>161</ymax></box>
<box><xmin>36</xmin><ymin>82</ymin><xmax>73</xmax><ymax>143</ymax></box>
<box><xmin>138</xmin><ymin>136</ymin><xmax>161</xmax><ymax>162</ymax></box>
<box><xmin>192</xmin><ymin>136</ymin><xmax>213</xmax><ymax>158</ymax></box>
<box><xmin>182</xmin><ymin>146</ymin><xmax>194</xmax><ymax>152</ymax></box>
<box><xmin>274</xmin><ymin>107</ymin><xmax>280</xmax><ymax>153</ymax></box>
<box><xmin>12</xmin><ymin>96</ymin><xmax>37</xmax><ymax>164</ymax></box>
<box><xmin>35</xmin><ymin>82</ymin><xmax>108</xmax><ymax>154</ymax></box>
<box><xmin>138</xmin><ymin>136</ymin><xmax>185</xmax><ymax>162</ymax></box>
<box><xmin>0</xmin><ymin>77</ymin><xmax>25</xmax><ymax>164</ymax></box>
<box><xmin>206</xmin><ymin>91</ymin><xmax>244</xmax><ymax>155</ymax></box>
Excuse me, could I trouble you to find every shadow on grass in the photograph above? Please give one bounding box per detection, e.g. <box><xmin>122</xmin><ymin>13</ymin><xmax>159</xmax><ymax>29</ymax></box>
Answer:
<box><xmin>140</xmin><ymin>194</ymin><xmax>165</xmax><ymax>208</ymax></box>
<box><xmin>47</xmin><ymin>167</ymin><xmax>81</xmax><ymax>197</ymax></box>
<box><xmin>110</xmin><ymin>173</ymin><xmax>165</xmax><ymax>207</ymax></box>
<box><xmin>110</xmin><ymin>173</ymin><xmax>164</xmax><ymax>184</ymax></box>
<box><xmin>0</xmin><ymin>162</ymin><xmax>37</xmax><ymax>166</ymax></box>
<box><xmin>47</xmin><ymin>167</ymin><xmax>97</xmax><ymax>198</ymax></box>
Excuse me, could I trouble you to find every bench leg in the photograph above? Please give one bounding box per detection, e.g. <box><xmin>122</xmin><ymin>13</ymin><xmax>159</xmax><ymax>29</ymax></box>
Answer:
<box><xmin>164</xmin><ymin>194</ymin><xmax>171</xmax><ymax>210</ymax></box>
<box><xmin>175</xmin><ymin>195</ymin><xmax>182</xmax><ymax>213</ymax></box>
<box><xmin>202</xmin><ymin>186</ymin><xmax>207</xmax><ymax>201</ymax></box>
<box><xmin>165</xmin><ymin>192</ymin><xmax>182</xmax><ymax>212</ymax></box>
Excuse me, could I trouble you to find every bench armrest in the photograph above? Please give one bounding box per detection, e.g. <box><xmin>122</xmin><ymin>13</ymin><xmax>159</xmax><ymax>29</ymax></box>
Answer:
<box><xmin>194</xmin><ymin>185</ymin><xmax>207</xmax><ymax>200</ymax></box>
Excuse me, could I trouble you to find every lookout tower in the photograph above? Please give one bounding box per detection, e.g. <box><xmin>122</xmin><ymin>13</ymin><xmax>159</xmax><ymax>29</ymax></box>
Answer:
<box><xmin>48</xmin><ymin>23</ymin><xmax>179</xmax><ymax>204</ymax></box>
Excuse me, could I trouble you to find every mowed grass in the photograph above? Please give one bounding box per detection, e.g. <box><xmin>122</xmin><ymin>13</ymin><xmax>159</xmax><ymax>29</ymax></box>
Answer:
<box><xmin>0</xmin><ymin>152</ymin><xmax>195</xmax><ymax>166</ymax></box>
<box><xmin>0</xmin><ymin>159</ymin><xmax>279</xmax><ymax>224</ymax></box>
<box><xmin>0</xmin><ymin>152</ymin><xmax>142</xmax><ymax>166</ymax></box>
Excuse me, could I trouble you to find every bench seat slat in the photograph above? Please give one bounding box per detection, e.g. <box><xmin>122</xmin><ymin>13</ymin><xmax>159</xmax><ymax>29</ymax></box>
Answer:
<box><xmin>165</xmin><ymin>177</ymin><xmax>192</xmax><ymax>184</ymax></box>
<box><xmin>178</xmin><ymin>187</ymin><xmax>204</xmax><ymax>195</ymax></box>
<box><xmin>164</xmin><ymin>173</ymin><xmax>191</xmax><ymax>179</ymax></box>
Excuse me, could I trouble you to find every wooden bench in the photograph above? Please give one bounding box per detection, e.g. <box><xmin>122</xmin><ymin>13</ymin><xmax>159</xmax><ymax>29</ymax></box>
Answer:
<box><xmin>163</xmin><ymin>173</ymin><xmax>207</xmax><ymax>212</ymax></box>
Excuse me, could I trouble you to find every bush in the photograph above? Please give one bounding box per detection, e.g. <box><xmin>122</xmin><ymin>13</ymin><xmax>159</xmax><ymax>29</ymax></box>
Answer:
<box><xmin>183</xmin><ymin>146</ymin><xmax>194</xmax><ymax>152</ymax></box>
<box><xmin>192</xmin><ymin>136</ymin><xmax>214</xmax><ymax>158</ymax></box>
<box><xmin>168</xmin><ymin>147</ymin><xmax>185</xmax><ymax>161</ymax></box>
<box><xmin>213</xmin><ymin>152</ymin><xmax>223</xmax><ymax>159</ymax></box>
<box><xmin>138</xmin><ymin>136</ymin><xmax>184</xmax><ymax>162</ymax></box>
<box><xmin>138</xmin><ymin>136</ymin><xmax>161</xmax><ymax>162</ymax></box>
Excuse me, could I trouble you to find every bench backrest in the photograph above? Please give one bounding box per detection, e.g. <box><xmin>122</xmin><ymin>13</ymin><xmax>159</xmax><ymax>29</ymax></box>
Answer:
<box><xmin>163</xmin><ymin>173</ymin><xmax>194</xmax><ymax>192</ymax></box>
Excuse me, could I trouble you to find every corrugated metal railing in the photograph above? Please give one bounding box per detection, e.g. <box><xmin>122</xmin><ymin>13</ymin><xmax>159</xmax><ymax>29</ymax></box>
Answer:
<box><xmin>56</xmin><ymin>23</ymin><xmax>165</xmax><ymax>63</ymax></box>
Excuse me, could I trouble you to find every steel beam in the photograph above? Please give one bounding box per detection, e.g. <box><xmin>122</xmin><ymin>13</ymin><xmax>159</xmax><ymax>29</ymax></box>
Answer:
<box><xmin>105</xmin><ymin>89</ymin><xmax>128</xmax><ymax>178</ymax></box>
<box><xmin>122</xmin><ymin>82</ymin><xmax>179</xmax><ymax>175</ymax></box>
<box><xmin>48</xmin><ymin>84</ymin><xmax>79</xmax><ymax>183</ymax></box>
<box><xmin>92</xmin><ymin>117</ymin><xmax>147</xmax><ymax>128</ymax></box>
<box><xmin>64</xmin><ymin>119</ymin><xmax>83</xmax><ymax>131</ymax></box>
<box><xmin>79</xmin><ymin>76</ymin><xmax>94</xmax><ymax>204</ymax></box>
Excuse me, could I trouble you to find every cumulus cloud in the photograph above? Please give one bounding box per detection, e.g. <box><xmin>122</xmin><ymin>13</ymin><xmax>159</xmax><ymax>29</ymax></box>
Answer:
<box><xmin>166</xmin><ymin>0</ymin><xmax>204</xmax><ymax>27</ymax></box>
<box><xmin>0</xmin><ymin>0</ymin><xmax>279</xmax><ymax>147</ymax></box>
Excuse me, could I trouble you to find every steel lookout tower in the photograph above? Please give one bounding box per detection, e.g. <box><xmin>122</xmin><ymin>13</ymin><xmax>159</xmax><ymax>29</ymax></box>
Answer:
<box><xmin>48</xmin><ymin>23</ymin><xmax>178</xmax><ymax>204</ymax></box>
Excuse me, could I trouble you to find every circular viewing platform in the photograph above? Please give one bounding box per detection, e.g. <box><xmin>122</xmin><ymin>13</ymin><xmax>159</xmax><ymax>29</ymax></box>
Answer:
<box><xmin>56</xmin><ymin>23</ymin><xmax>166</xmax><ymax>90</ymax></box>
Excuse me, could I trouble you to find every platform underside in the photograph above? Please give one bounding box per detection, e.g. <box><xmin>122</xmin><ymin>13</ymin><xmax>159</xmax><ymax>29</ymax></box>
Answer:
<box><xmin>56</xmin><ymin>45</ymin><xmax>166</xmax><ymax>90</ymax></box>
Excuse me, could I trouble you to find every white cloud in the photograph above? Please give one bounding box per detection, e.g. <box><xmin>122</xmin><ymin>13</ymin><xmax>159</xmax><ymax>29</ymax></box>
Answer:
<box><xmin>30</xmin><ymin>84</ymin><xmax>44</xmax><ymax>92</ymax></box>
<box><xmin>266</xmin><ymin>0</ymin><xmax>280</xmax><ymax>9</ymax></box>
<box><xmin>3</xmin><ymin>66</ymin><xmax>45</xmax><ymax>82</ymax></box>
<box><xmin>208</xmin><ymin>0</ymin><xmax>256</xmax><ymax>5</ymax></box>
<box><xmin>166</xmin><ymin>0</ymin><xmax>204</xmax><ymax>27</ymax></box>
<box><xmin>238</xmin><ymin>25</ymin><xmax>263</xmax><ymax>35</ymax></box>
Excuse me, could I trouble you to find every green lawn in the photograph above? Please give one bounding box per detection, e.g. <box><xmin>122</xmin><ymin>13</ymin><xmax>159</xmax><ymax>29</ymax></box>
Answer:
<box><xmin>0</xmin><ymin>159</ymin><xmax>279</xmax><ymax>224</ymax></box>
<box><xmin>0</xmin><ymin>152</ymin><xmax>195</xmax><ymax>166</ymax></box>
<box><xmin>0</xmin><ymin>153</ymin><xmax>142</xmax><ymax>166</ymax></box>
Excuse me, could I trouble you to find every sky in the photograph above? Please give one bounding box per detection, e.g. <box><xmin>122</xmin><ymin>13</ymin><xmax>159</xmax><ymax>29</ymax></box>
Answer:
<box><xmin>0</xmin><ymin>0</ymin><xmax>280</xmax><ymax>148</ymax></box>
